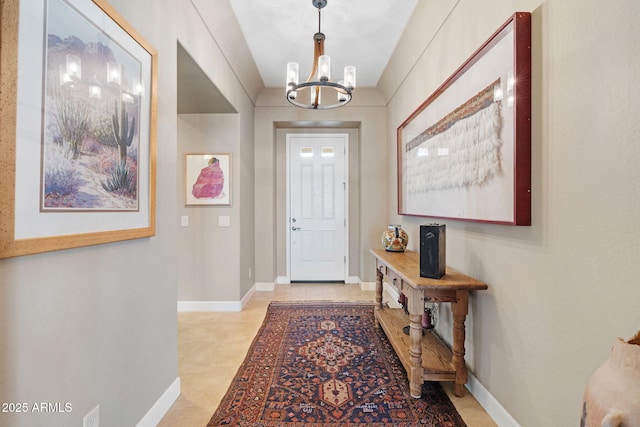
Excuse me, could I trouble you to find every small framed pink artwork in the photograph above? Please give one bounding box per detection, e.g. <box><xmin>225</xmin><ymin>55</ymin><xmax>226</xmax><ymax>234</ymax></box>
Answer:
<box><xmin>185</xmin><ymin>153</ymin><xmax>231</xmax><ymax>206</ymax></box>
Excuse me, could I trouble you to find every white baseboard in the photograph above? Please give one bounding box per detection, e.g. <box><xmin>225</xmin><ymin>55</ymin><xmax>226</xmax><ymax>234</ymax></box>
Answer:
<box><xmin>136</xmin><ymin>377</ymin><xmax>180</xmax><ymax>427</ymax></box>
<box><xmin>346</xmin><ymin>276</ymin><xmax>361</xmax><ymax>284</ymax></box>
<box><xmin>241</xmin><ymin>285</ymin><xmax>255</xmax><ymax>308</ymax></box>
<box><xmin>177</xmin><ymin>301</ymin><xmax>242</xmax><ymax>312</ymax></box>
<box><xmin>466</xmin><ymin>372</ymin><xmax>520</xmax><ymax>427</ymax></box>
<box><xmin>177</xmin><ymin>285</ymin><xmax>256</xmax><ymax>312</ymax></box>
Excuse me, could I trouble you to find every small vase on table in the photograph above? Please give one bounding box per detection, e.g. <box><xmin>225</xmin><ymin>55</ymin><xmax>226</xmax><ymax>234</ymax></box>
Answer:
<box><xmin>382</xmin><ymin>225</ymin><xmax>408</xmax><ymax>252</ymax></box>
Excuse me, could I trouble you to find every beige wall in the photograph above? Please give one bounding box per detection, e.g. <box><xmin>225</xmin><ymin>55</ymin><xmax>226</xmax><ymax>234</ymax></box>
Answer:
<box><xmin>186</xmin><ymin>0</ymin><xmax>257</xmax><ymax>300</ymax></box>
<box><xmin>254</xmin><ymin>88</ymin><xmax>387</xmax><ymax>284</ymax></box>
<box><xmin>177</xmin><ymin>114</ymin><xmax>241</xmax><ymax>301</ymax></box>
<box><xmin>0</xmin><ymin>1</ymin><xmax>255</xmax><ymax>426</ymax></box>
<box><xmin>176</xmin><ymin>111</ymin><xmax>255</xmax><ymax>302</ymax></box>
<box><xmin>383</xmin><ymin>0</ymin><xmax>640</xmax><ymax>425</ymax></box>
<box><xmin>2</xmin><ymin>0</ymin><xmax>639</xmax><ymax>426</ymax></box>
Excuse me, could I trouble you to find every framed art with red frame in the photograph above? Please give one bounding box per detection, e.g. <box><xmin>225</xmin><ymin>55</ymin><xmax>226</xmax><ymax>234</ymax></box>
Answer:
<box><xmin>397</xmin><ymin>12</ymin><xmax>531</xmax><ymax>225</ymax></box>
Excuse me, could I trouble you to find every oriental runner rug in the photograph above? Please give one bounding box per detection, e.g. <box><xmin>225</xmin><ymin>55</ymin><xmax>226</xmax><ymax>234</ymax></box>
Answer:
<box><xmin>206</xmin><ymin>302</ymin><xmax>466</xmax><ymax>427</ymax></box>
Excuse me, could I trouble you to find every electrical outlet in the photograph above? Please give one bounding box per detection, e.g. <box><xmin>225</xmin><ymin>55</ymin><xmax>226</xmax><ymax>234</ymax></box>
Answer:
<box><xmin>83</xmin><ymin>405</ymin><xmax>99</xmax><ymax>427</ymax></box>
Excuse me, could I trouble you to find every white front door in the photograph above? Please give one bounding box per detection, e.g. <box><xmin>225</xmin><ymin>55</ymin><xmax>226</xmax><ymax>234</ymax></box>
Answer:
<box><xmin>287</xmin><ymin>134</ymin><xmax>347</xmax><ymax>281</ymax></box>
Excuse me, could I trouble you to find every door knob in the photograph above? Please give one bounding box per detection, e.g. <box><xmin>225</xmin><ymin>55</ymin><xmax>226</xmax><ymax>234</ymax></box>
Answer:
<box><xmin>292</xmin><ymin>226</ymin><xmax>300</xmax><ymax>231</ymax></box>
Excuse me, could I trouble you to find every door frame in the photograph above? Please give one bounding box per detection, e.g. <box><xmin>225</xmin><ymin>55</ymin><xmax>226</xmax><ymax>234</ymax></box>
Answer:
<box><xmin>285</xmin><ymin>133</ymin><xmax>349</xmax><ymax>283</ymax></box>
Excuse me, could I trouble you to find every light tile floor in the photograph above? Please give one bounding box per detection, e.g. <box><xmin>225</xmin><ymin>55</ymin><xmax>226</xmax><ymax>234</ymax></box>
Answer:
<box><xmin>158</xmin><ymin>284</ymin><xmax>497</xmax><ymax>426</ymax></box>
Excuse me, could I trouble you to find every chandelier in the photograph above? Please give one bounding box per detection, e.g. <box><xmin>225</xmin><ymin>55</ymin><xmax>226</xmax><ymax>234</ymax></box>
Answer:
<box><xmin>285</xmin><ymin>0</ymin><xmax>356</xmax><ymax>110</ymax></box>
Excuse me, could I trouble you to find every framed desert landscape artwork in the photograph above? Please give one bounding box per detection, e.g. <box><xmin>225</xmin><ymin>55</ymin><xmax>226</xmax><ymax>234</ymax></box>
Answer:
<box><xmin>0</xmin><ymin>0</ymin><xmax>158</xmax><ymax>258</ymax></box>
<box><xmin>397</xmin><ymin>12</ymin><xmax>531</xmax><ymax>225</ymax></box>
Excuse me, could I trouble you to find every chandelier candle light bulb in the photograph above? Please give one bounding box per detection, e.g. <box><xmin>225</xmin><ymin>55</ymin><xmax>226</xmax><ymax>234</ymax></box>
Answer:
<box><xmin>318</xmin><ymin>55</ymin><xmax>330</xmax><ymax>80</ymax></box>
<box><xmin>344</xmin><ymin>65</ymin><xmax>356</xmax><ymax>89</ymax></box>
<box><xmin>286</xmin><ymin>62</ymin><xmax>299</xmax><ymax>100</ymax></box>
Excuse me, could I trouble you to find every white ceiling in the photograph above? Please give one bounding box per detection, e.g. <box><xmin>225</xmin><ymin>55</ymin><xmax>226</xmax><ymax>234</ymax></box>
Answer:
<box><xmin>229</xmin><ymin>0</ymin><xmax>418</xmax><ymax>88</ymax></box>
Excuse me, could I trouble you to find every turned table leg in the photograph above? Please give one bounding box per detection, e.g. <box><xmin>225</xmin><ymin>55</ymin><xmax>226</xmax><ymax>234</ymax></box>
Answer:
<box><xmin>452</xmin><ymin>290</ymin><xmax>469</xmax><ymax>397</ymax></box>
<box><xmin>374</xmin><ymin>267</ymin><xmax>383</xmax><ymax>327</ymax></box>
<box><xmin>408</xmin><ymin>288</ymin><xmax>424</xmax><ymax>398</ymax></box>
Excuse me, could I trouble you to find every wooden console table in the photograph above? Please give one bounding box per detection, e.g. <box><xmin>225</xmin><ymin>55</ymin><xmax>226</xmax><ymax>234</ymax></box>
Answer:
<box><xmin>370</xmin><ymin>249</ymin><xmax>488</xmax><ymax>398</ymax></box>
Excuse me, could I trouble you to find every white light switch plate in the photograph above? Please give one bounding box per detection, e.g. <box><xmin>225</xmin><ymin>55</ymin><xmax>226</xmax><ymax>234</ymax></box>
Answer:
<box><xmin>180</xmin><ymin>216</ymin><xmax>189</xmax><ymax>227</ymax></box>
<box><xmin>218</xmin><ymin>216</ymin><xmax>230</xmax><ymax>227</ymax></box>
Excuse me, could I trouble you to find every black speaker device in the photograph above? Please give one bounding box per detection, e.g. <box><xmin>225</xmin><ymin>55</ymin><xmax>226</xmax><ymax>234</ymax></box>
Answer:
<box><xmin>420</xmin><ymin>224</ymin><xmax>446</xmax><ymax>279</ymax></box>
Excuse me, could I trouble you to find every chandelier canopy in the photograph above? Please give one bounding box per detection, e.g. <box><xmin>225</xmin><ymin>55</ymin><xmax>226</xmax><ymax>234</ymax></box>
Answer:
<box><xmin>285</xmin><ymin>0</ymin><xmax>356</xmax><ymax>110</ymax></box>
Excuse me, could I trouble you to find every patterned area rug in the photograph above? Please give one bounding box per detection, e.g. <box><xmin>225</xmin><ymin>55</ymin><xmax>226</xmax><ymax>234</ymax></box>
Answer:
<box><xmin>207</xmin><ymin>302</ymin><xmax>466</xmax><ymax>427</ymax></box>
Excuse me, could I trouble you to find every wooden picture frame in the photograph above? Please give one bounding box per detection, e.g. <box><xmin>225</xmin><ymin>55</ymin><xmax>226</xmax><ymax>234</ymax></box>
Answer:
<box><xmin>0</xmin><ymin>0</ymin><xmax>158</xmax><ymax>258</ymax></box>
<box><xmin>397</xmin><ymin>12</ymin><xmax>531</xmax><ymax>225</ymax></box>
<box><xmin>185</xmin><ymin>153</ymin><xmax>232</xmax><ymax>206</ymax></box>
